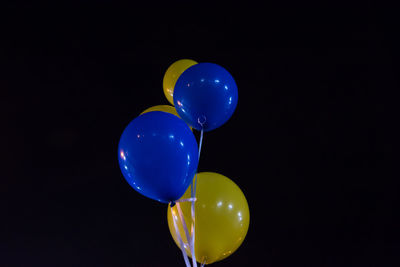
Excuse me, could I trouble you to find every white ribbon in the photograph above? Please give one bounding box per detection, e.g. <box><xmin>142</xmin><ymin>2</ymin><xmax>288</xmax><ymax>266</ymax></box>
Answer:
<box><xmin>189</xmin><ymin>128</ymin><xmax>204</xmax><ymax>266</ymax></box>
<box><xmin>170</xmin><ymin>198</ymin><xmax>197</xmax><ymax>267</ymax></box>
<box><xmin>176</xmin><ymin>197</ymin><xmax>197</xmax><ymax>203</ymax></box>
<box><xmin>171</xmin><ymin>204</ymin><xmax>191</xmax><ymax>267</ymax></box>
<box><xmin>173</xmin><ymin>120</ymin><xmax>205</xmax><ymax>267</ymax></box>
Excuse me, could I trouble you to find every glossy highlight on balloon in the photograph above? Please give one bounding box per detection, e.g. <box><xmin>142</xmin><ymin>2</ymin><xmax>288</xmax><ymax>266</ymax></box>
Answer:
<box><xmin>173</xmin><ymin>63</ymin><xmax>238</xmax><ymax>131</ymax></box>
<box><xmin>163</xmin><ymin>59</ymin><xmax>198</xmax><ymax>105</ymax></box>
<box><xmin>167</xmin><ymin>172</ymin><xmax>250</xmax><ymax>264</ymax></box>
<box><xmin>118</xmin><ymin>111</ymin><xmax>199</xmax><ymax>203</ymax></box>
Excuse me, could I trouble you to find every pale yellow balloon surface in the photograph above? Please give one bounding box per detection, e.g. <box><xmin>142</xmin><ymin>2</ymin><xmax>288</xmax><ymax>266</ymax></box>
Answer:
<box><xmin>167</xmin><ymin>172</ymin><xmax>250</xmax><ymax>265</ymax></box>
<box><xmin>140</xmin><ymin>105</ymin><xmax>192</xmax><ymax>130</ymax></box>
<box><xmin>162</xmin><ymin>59</ymin><xmax>197</xmax><ymax>105</ymax></box>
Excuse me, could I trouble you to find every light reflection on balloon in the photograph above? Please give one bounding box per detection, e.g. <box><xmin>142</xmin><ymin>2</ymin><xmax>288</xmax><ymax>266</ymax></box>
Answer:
<box><xmin>118</xmin><ymin>111</ymin><xmax>199</xmax><ymax>203</ymax></box>
<box><xmin>174</xmin><ymin>63</ymin><xmax>238</xmax><ymax>131</ymax></box>
<box><xmin>163</xmin><ymin>59</ymin><xmax>198</xmax><ymax>105</ymax></box>
<box><xmin>167</xmin><ymin>172</ymin><xmax>249</xmax><ymax>264</ymax></box>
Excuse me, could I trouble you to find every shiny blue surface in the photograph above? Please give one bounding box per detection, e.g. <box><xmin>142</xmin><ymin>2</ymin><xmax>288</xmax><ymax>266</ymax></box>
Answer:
<box><xmin>118</xmin><ymin>111</ymin><xmax>199</xmax><ymax>203</ymax></box>
<box><xmin>173</xmin><ymin>63</ymin><xmax>238</xmax><ymax>131</ymax></box>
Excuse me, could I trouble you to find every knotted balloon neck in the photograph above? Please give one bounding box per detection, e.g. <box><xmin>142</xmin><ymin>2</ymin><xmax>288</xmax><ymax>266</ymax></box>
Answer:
<box><xmin>198</xmin><ymin>116</ymin><xmax>206</xmax><ymax>130</ymax></box>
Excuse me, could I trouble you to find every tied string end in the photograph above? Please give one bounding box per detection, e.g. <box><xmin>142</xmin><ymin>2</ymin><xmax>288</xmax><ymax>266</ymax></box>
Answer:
<box><xmin>170</xmin><ymin>197</ymin><xmax>196</xmax><ymax>207</ymax></box>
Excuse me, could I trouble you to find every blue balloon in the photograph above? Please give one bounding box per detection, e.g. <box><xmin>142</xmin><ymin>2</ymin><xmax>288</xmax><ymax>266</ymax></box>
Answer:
<box><xmin>173</xmin><ymin>63</ymin><xmax>238</xmax><ymax>131</ymax></box>
<box><xmin>118</xmin><ymin>111</ymin><xmax>199</xmax><ymax>203</ymax></box>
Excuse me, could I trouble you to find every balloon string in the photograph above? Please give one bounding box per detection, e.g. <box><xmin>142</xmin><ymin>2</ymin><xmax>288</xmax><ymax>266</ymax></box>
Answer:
<box><xmin>170</xmin><ymin>204</ymin><xmax>191</xmax><ymax>267</ymax></box>
<box><xmin>174</xmin><ymin>127</ymin><xmax>204</xmax><ymax>267</ymax></box>
<box><xmin>198</xmin><ymin>128</ymin><xmax>204</xmax><ymax>159</ymax></box>
<box><xmin>176</xmin><ymin>202</ymin><xmax>193</xmax><ymax>251</ymax></box>
<box><xmin>189</xmin><ymin>127</ymin><xmax>204</xmax><ymax>267</ymax></box>
<box><xmin>176</xmin><ymin>197</ymin><xmax>197</xmax><ymax>203</ymax></box>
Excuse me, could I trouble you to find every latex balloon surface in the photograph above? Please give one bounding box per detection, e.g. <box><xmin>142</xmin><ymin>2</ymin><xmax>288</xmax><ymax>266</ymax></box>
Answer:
<box><xmin>140</xmin><ymin>105</ymin><xmax>180</xmax><ymax>117</ymax></box>
<box><xmin>167</xmin><ymin>172</ymin><xmax>250</xmax><ymax>264</ymax></box>
<box><xmin>163</xmin><ymin>59</ymin><xmax>198</xmax><ymax>105</ymax></box>
<box><xmin>118</xmin><ymin>111</ymin><xmax>199</xmax><ymax>203</ymax></box>
<box><xmin>140</xmin><ymin>105</ymin><xmax>192</xmax><ymax>130</ymax></box>
<box><xmin>173</xmin><ymin>63</ymin><xmax>238</xmax><ymax>131</ymax></box>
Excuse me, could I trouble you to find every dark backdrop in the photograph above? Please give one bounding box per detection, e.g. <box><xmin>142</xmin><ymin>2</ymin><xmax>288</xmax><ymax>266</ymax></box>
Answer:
<box><xmin>2</xmin><ymin>2</ymin><xmax>398</xmax><ymax>267</ymax></box>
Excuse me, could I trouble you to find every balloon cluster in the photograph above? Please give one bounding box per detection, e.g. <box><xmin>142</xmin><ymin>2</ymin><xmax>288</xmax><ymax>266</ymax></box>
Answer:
<box><xmin>118</xmin><ymin>59</ymin><xmax>250</xmax><ymax>266</ymax></box>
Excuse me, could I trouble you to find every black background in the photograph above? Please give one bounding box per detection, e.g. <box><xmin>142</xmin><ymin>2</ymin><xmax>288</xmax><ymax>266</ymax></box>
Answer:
<box><xmin>2</xmin><ymin>2</ymin><xmax>399</xmax><ymax>267</ymax></box>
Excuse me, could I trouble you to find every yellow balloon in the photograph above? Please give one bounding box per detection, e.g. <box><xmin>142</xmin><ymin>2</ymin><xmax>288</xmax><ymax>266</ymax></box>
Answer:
<box><xmin>167</xmin><ymin>172</ymin><xmax>250</xmax><ymax>265</ymax></box>
<box><xmin>140</xmin><ymin>105</ymin><xmax>192</xmax><ymax>130</ymax></box>
<box><xmin>140</xmin><ymin>104</ymin><xmax>179</xmax><ymax>116</ymax></box>
<box><xmin>163</xmin><ymin>59</ymin><xmax>197</xmax><ymax>105</ymax></box>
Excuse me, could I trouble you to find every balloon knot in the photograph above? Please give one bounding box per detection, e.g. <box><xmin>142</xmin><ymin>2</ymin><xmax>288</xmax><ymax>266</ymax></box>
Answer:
<box><xmin>170</xmin><ymin>201</ymin><xmax>176</xmax><ymax>207</ymax></box>
<box><xmin>198</xmin><ymin>115</ymin><xmax>206</xmax><ymax>127</ymax></box>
